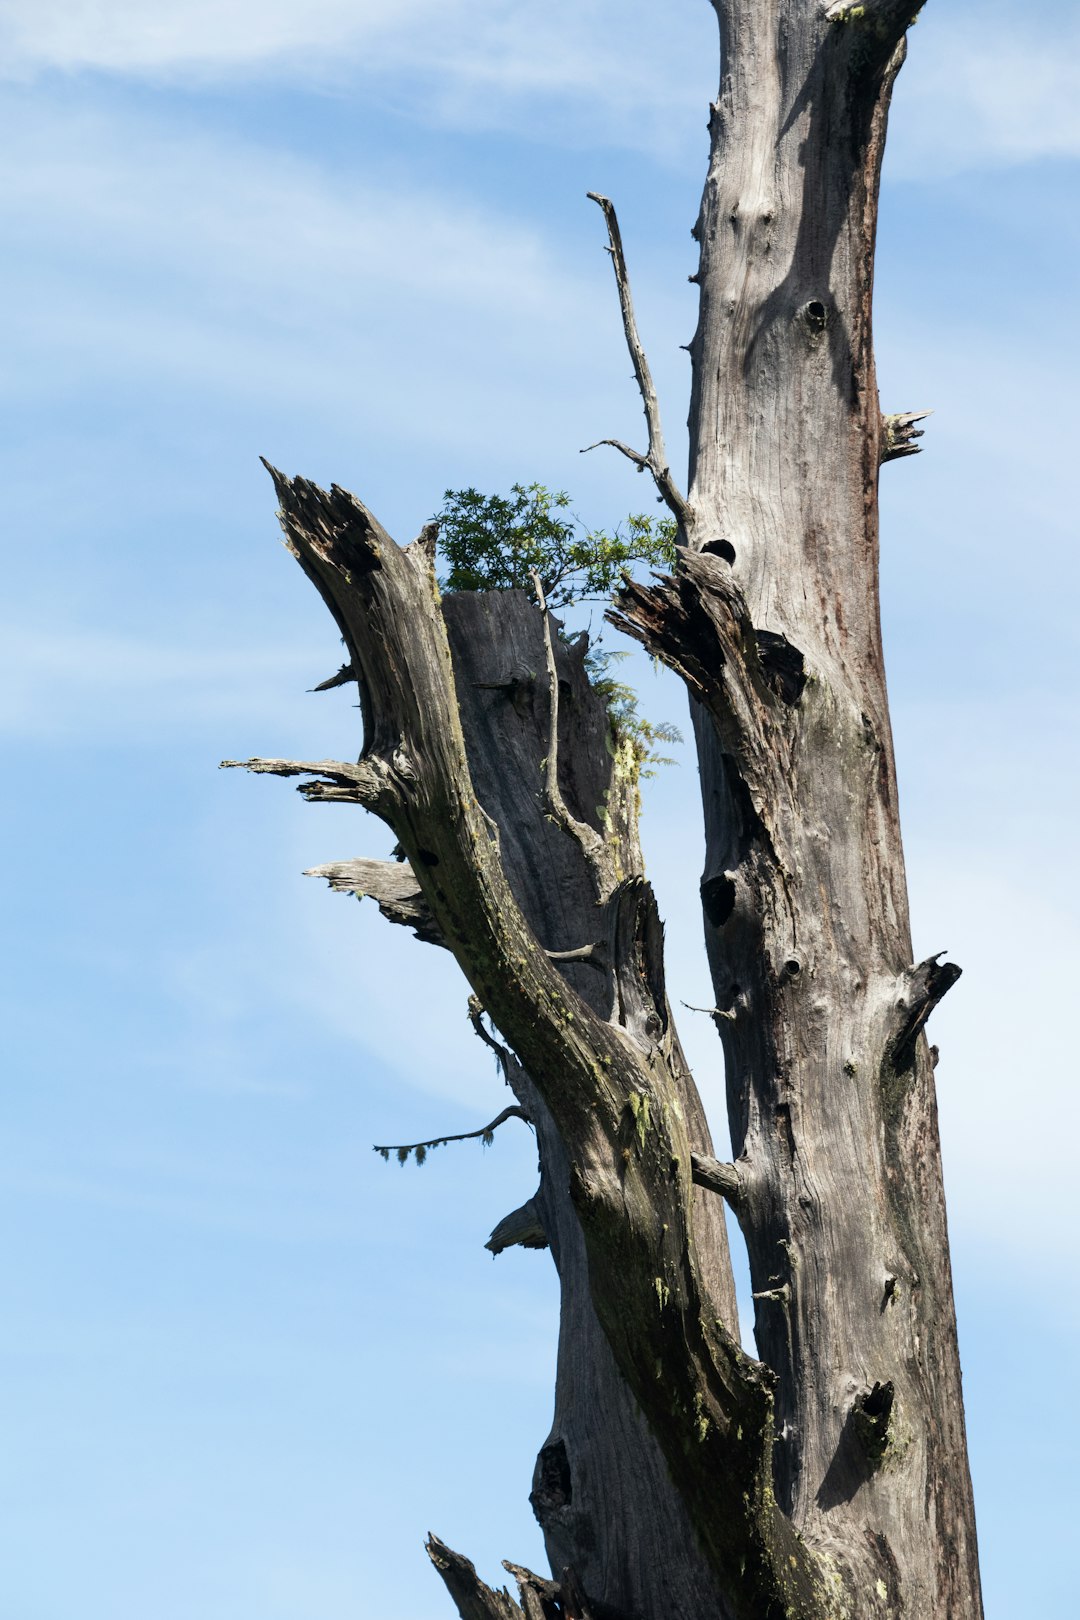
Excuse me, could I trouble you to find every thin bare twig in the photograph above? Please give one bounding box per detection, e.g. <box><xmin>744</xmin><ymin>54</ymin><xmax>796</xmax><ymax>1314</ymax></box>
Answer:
<box><xmin>374</xmin><ymin>1105</ymin><xmax>531</xmax><ymax>1166</ymax></box>
<box><xmin>584</xmin><ymin>192</ymin><xmax>695</xmax><ymax>538</ymax></box>
<box><xmin>580</xmin><ymin>437</ymin><xmax>648</xmax><ymax>472</ymax></box>
<box><xmin>681</xmin><ymin>997</ymin><xmax>737</xmax><ymax>1023</ymax></box>
<box><xmin>881</xmin><ymin>409</ymin><xmax>932</xmax><ymax>464</ymax></box>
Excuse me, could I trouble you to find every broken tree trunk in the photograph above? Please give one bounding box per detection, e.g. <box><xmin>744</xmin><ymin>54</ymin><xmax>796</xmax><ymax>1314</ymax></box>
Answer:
<box><xmin>348</xmin><ymin>587</ymin><xmax>742</xmax><ymax>1618</ymax></box>
<box><xmin>611</xmin><ymin>0</ymin><xmax>981</xmax><ymax>1612</ymax></box>
<box><xmin>442</xmin><ymin>592</ymin><xmax>741</xmax><ymax>1619</ymax></box>
<box><xmin>226</xmin><ymin>0</ymin><xmax>983</xmax><ymax>1616</ymax></box>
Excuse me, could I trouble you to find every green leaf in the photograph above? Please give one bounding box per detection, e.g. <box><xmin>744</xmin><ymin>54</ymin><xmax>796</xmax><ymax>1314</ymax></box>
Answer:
<box><xmin>435</xmin><ymin>483</ymin><xmax>676</xmax><ymax>611</ymax></box>
<box><xmin>434</xmin><ymin>483</ymin><xmax>680</xmax><ymax>774</ymax></box>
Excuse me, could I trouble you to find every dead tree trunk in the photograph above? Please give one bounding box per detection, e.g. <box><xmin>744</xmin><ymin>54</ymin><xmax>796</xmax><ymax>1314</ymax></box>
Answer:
<box><xmin>225</xmin><ymin>2</ymin><xmax>983</xmax><ymax>1616</ymax></box>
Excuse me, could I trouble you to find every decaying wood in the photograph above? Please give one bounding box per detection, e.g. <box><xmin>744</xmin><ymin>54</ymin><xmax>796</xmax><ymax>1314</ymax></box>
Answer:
<box><xmin>426</xmin><ymin>1536</ymin><xmax>523</xmax><ymax>1620</ymax></box>
<box><xmin>485</xmin><ymin>1199</ymin><xmax>548</xmax><ymax>1255</ymax></box>
<box><xmin>304</xmin><ymin>857</ymin><xmax>442</xmax><ymax>944</ymax></box>
<box><xmin>690</xmin><ymin>1153</ymin><xmax>743</xmax><ymax>1204</ymax></box>
<box><xmin>232</xmin><ymin>468</ymin><xmax>843</xmax><ymax>1618</ymax></box>
<box><xmin>229</xmin><ymin>0</ymin><xmax>984</xmax><ymax>1615</ymax></box>
<box><xmin>310</xmin><ymin>660</ymin><xmax>355</xmax><ymax>692</ymax></box>
<box><xmin>296</xmin><ymin>585</ymin><xmax>739</xmax><ymax>1616</ymax></box>
<box><xmin>619</xmin><ymin>0</ymin><xmax>979</xmax><ymax>1610</ymax></box>
<box><xmin>429</xmin><ymin>590</ymin><xmax>742</xmax><ymax>1618</ymax></box>
<box><xmin>528</xmin><ymin>569</ymin><xmax>617</xmax><ymax>899</ymax></box>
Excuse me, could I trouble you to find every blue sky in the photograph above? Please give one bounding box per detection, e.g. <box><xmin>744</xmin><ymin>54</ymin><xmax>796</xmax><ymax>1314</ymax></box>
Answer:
<box><xmin>1</xmin><ymin>2</ymin><xmax>1077</xmax><ymax>1616</ymax></box>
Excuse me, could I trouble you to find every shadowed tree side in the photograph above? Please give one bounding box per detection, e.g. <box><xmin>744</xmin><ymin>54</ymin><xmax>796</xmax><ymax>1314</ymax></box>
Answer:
<box><xmin>316</xmin><ymin>583</ymin><xmax>742</xmax><ymax>1619</ymax></box>
<box><xmin>225</xmin><ymin>477</ymin><xmax>828</xmax><ymax>1619</ymax></box>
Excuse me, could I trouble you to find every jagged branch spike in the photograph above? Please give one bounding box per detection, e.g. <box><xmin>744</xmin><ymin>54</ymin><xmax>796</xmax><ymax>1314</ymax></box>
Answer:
<box><xmin>888</xmin><ymin>952</ymin><xmax>962</xmax><ymax>1074</ymax></box>
<box><xmin>547</xmin><ymin>942</ymin><xmax>608</xmax><ymax>970</ymax></box>
<box><xmin>501</xmin><ymin>1563</ymin><xmax>563</xmax><ymax>1620</ymax></box>
<box><xmin>427</xmin><ymin>1536</ymin><xmax>523</xmax><ymax>1620</ymax></box>
<box><xmin>881</xmin><ymin>409</ymin><xmax>932</xmax><ymax>464</ymax></box>
<box><xmin>305</xmin><ymin>857</ymin><xmax>443</xmax><ymax>946</ymax></box>
<box><xmin>607</xmin><ymin>554</ymin><xmax>790</xmax><ymax>821</ymax></box>
<box><xmin>585</xmin><ymin>192</ymin><xmax>695</xmax><ymax>538</ymax></box>
<box><xmin>467</xmin><ymin>995</ymin><xmax>518</xmax><ymax>1079</ymax></box>
<box><xmin>309</xmin><ymin>661</ymin><xmax>355</xmax><ymax>692</ymax></box>
<box><xmin>500</xmin><ymin>1563</ymin><xmax>618</xmax><ymax>1620</ymax></box>
<box><xmin>219</xmin><ymin>755</ymin><xmax>385</xmax><ymax>809</ymax></box>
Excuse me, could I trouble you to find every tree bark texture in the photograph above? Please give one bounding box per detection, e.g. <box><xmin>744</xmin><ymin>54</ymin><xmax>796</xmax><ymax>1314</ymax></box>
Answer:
<box><xmin>227</xmin><ymin>2</ymin><xmax>983</xmax><ymax>1617</ymax></box>
<box><xmin>431</xmin><ymin>590</ymin><xmax>743</xmax><ymax>1620</ymax></box>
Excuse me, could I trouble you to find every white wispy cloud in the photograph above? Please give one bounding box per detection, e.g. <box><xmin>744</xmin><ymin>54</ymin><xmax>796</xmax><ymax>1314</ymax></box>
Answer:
<box><xmin>3</xmin><ymin>1</ymin><xmax>1078</xmax><ymax>172</ymax></box>
<box><xmin>880</xmin><ymin>6</ymin><xmax>1080</xmax><ymax>175</ymax></box>
<box><xmin>0</xmin><ymin>88</ymin><xmax>657</xmax><ymax>478</ymax></box>
<box><xmin>0</xmin><ymin>0</ymin><xmax>419</xmax><ymax>77</ymax></box>
<box><xmin>0</xmin><ymin>96</ymin><xmax>572</xmax><ymax>327</ymax></box>
<box><xmin>0</xmin><ymin>0</ymin><xmax>713</xmax><ymax>156</ymax></box>
<box><xmin>0</xmin><ymin>622</ymin><xmax>325</xmax><ymax>739</ymax></box>
<box><xmin>209</xmin><ymin>861</ymin><xmax>511</xmax><ymax>1113</ymax></box>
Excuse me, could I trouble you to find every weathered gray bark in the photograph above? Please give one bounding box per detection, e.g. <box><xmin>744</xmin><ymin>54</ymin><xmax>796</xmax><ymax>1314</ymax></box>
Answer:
<box><xmin>225</xmin><ymin>1</ymin><xmax>983</xmax><ymax>1616</ymax></box>
<box><xmin>303</xmin><ymin>589</ymin><xmax>744</xmax><ymax>1618</ymax></box>
<box><xmin>443</xmin><ymin>593</ymin><xmax>739</xmax><ymax>1620</ymax></box>
<box><xmin>633</xmin><ymin>2</ymin><xmax>980</xmax><ymax>1612</ymax></box>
